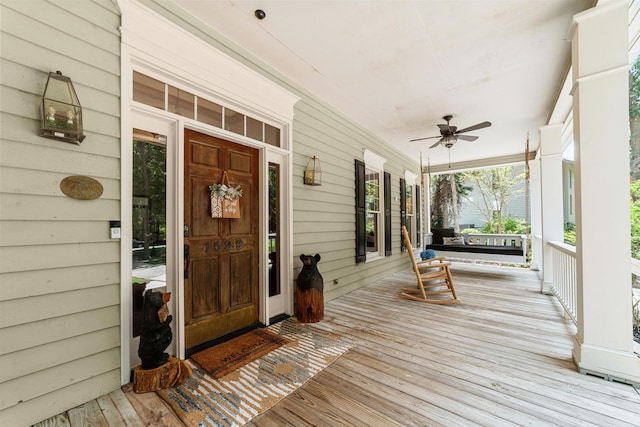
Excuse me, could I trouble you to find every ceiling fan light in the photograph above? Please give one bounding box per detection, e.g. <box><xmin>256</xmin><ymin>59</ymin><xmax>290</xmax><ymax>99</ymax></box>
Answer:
<box><xmin>442</xmin><ymin>135</ymin><xmax>457</xmax><ymax>148</ymax></box>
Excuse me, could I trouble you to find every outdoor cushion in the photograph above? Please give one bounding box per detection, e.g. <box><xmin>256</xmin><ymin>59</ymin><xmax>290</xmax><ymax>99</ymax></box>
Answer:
<box><xmin>431</xmin><ymin>228</ymin><xmax>456</xmax><ymax>245</ymax></box>
<box><xmin>443</xmin><ymin>236</ymin><xmax>465</xmax><ymax>245</ymax></box>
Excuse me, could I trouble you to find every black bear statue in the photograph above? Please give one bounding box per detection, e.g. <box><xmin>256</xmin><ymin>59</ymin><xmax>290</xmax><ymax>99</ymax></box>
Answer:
<box><xmin>296</xmin><ymin>254</ymin><xmax>324</xmax><ymax>323</ymax></box>
<box><xmin>138</xmin><ymin>290</ymin><xmax>173</xmax><ymax>369</ymax></box>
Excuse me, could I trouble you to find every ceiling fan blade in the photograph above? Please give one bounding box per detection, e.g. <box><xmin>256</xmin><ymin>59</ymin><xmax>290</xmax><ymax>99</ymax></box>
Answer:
<box><xmin>457</xmin><ymin>135</ymin><xmax>478</xmax><ymax>142</ymax></box>
<box><xmin>429</xmin><ymin>139</ymin><xmax>443</xmax><ymax>149</ymax></box>
<box><xmin>410</xmin><ymin>135</ymin><xmax>441</xmax><ymax>142</ymax></box>
<box><xmin>455</xmin><ymin>121</ymin><xmax>491</xmax><ymax>134</ymax></box>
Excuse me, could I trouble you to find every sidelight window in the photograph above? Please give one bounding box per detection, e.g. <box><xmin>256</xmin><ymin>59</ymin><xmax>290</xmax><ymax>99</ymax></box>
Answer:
<box><xmin>131</xmin><ymin>128</ymin><xmax>167</xmax><ymax>338</ymax></box>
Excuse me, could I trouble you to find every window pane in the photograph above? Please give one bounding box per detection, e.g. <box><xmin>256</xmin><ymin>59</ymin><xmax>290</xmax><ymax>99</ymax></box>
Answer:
<box><xmin>246</xmin><ymin>116</ymin><xmax>263</xmax><ymax>141</ymax></box>
<box><xmin>366</xmin><ymin>212</ymin><xmax>378</xmax><ymax>252</ymax></box>
<box><xmin>365</xmin><ymin>168</ymin><xmax>381</xmax><ymax>255</ymax></box>
<box><xmin>133</xmin><ymin>71</ymin><xmax>165</xmax><ymax>110</ymax></box>
<box><xmin>265</xmin><ymin>124</ymin><xmax>281</xmax><ymax>147</ymax></box>
<box><xmin>167</xmin><ymin>86</ymin><xmax>195</xmax><ymax>119</ymax></box>
<box><xmin>365</xmin><ymin>169</ymin><xmax>380</xmax><ymax>211</ymax></box>
<box><xmin>268</xmin><ymin>163</ymin><xmax>280</xmax><ymax>297</ymax></box>
<box><xmin>405</xmin><ymin>218</ymin><xmax>412</xmax><ymax>241</ymax></box>
<box><xmin>198</xmin><ymin>98</ymin><xmax>222</xmax><ymax>128</ymax></box>
<box><xmin>406</xmin><ymin>184</ymin><xmax>413</xmax><ymax>215</ymax></box>
<box><xmin>225</xmin><ymin>107</ymin><xmax>244</xmax><ymax>135</ymax></box>
<box><xmin>132</xmin><ymin>129</ymin><xmax>167</xmax><ymax>338</ymax></box>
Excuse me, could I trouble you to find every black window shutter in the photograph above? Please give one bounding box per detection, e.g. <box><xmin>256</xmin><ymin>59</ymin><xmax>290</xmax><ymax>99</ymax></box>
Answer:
<box><xmin>415</xmin><ymin>184</ymin><xmax>421</xmax><ymax>247</ymax></box>
<box><xmin>355</xmin><ymin>159</ymin><xmax>366</xmax><ymax>263</ymax></box>
<box><xmin>400</xmin><ymin>178</ymin><xmax>406</xmax><ymax>251</ymax></box>
<box><xmin>384</xmin><ymin>171</ymin><xmax>392</xmax><ymax>256</ymax></box>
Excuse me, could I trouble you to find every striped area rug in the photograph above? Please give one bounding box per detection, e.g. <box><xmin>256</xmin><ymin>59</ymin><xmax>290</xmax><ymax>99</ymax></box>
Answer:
<box><xmin>157</xmin><ymin>318</ymin><xmax>352</xmax><ymax>426</ymax></box>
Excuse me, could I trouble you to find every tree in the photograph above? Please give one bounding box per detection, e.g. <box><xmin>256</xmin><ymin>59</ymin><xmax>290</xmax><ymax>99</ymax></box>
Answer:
<box><xmin>463</xmin><ymin>166</ymin><xmax>525</xmax><ymax>233</ymax></box>
<box><xmin>450</xmin><ymin>174</ymin><xmax>460</xmax><ymax>232</ymax></box>
<box><xmin>430</xmin><ymin>173</ymin><xmax>472</xmax><ymax>230</ymax></box>
<box><xmin>630</xmin><ymin>56</ymin><xmax>640</xmax><ymax>180</ymax></box>
<box><xmin>133</xmin><ymin>140</ymin><xmax>167</xmax><ymax>260</ymax></box>
<box><xmin>431</xmin><ymin>175</ymin><xmax>449</xmax><ymax>228</ymax></box>
<box><xmin>631</xmin><ymin>181</ymin><xmax>640</xmax><ymax>259</ymax></box>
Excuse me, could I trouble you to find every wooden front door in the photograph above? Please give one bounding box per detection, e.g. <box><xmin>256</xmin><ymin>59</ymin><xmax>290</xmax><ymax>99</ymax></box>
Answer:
<box><xmin>184</xmin><ymin>129</ymin><xmax>259</xmax><ymax>350</ymax></box>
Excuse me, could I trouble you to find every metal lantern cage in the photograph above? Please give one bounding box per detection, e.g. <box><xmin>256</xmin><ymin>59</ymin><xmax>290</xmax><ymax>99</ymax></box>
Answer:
<box><xmin>304</xmin><ymin>156</ymin><xmax>322</xmax><ymax>186</ymax></box>
<box><xmin>40</xmin><ymin>71</ymin><xmax>86</xmax><ymax>144</ymax></box>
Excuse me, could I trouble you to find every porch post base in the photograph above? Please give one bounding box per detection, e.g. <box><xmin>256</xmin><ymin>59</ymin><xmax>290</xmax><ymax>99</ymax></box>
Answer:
<box><xmin>541</xmin><ymin>280</ymin><xmax>554</xmax><ymax>295</ymax></box>
<box><xmin>572</xmin><ymin>340</ymin><xmax>640</xmax><ymax>387</ymax></box>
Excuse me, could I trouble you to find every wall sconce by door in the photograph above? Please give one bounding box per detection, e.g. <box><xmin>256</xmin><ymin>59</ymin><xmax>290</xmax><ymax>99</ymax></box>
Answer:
<box><xmin>40</xmin><ymin>71</ymin><xmax>85</xmax><ymax>144</ymax></box>
<box><xmin>304</xmin><ymin>156</ymin><xmax>322</xmax><ymax>186</ymax></box>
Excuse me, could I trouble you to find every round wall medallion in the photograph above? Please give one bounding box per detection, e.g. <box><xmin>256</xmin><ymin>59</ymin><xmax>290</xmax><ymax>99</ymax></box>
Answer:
<box><xmin>60</xmin><ymin>176</ymin><xmax>103</xmax><ymax>200</ymax></box>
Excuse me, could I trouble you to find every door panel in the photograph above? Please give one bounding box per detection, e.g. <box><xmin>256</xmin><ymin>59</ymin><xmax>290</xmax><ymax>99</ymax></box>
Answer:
<box><xmin>191</xmin><ymin>176</ymin><xmax>218</xmax><ymax>236</ymax></box>
<box><xmin>184</xmin><ymin>129</ymin><xmax>259</xmax><ymax>350</ymax></box>
<box><xmin>191</xmin><ymin>256</ymin><xmax>219</xmax><ymax>317</ymax></box>
<box><xmin>230</xmin><ymin>252</ymin><xmax>252</xmax><ymax>306</ymax></box>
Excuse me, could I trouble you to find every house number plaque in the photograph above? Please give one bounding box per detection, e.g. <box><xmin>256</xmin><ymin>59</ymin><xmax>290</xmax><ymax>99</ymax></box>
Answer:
<box><xmin>60</xmin><ymin>175</ymin><xmax>103</xmax><ymax>200</ymax></box>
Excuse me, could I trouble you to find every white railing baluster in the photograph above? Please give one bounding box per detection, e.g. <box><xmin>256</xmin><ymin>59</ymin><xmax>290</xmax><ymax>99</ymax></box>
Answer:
<box><xmin>548</xmin><ymin>241</ymin><xmax>577</xmax><ymax>326</ymax></box>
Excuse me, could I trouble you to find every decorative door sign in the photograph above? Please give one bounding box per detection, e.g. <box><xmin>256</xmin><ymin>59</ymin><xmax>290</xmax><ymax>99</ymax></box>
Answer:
<box><xmin>209</xmin><ymin>171</ymin><xmax>242</xmax><ymax>218</ymax></box>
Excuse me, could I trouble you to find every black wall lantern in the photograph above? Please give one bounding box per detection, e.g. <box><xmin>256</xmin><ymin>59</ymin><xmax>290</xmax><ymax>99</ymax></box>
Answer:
<box><xmin>304</xmin><ymin>156</ymin><xmax>322</xmax><ymax>186</ymax></box>
<box><xmin>40</xmin><ymin>71</ymin><xmax>85</xmax><ymax>144</ymax></box>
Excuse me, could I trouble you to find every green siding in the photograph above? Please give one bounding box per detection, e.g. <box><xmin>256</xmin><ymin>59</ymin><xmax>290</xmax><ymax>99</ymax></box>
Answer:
<box><xmin>0</xmin><ymin>0</ymin><xmax>121</xmax><ymax>425</ymax></box>
<box><xmin>0</xmin><ymin>0</ymin><xmax>422</xmax><ymax>424</ymax></box>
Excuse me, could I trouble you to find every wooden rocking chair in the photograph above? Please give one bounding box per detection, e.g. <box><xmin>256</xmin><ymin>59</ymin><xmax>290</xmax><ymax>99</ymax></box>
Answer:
<box><xmin>400</xmin><ymin>226</ymin><xmax>460</xmax><ymax>304</ymax></box>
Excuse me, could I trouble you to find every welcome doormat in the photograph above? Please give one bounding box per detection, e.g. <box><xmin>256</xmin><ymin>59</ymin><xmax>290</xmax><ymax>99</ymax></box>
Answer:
<box><xmin>157</xmin><ymin>318</ymin><xmax>352</xmax><ymax>427</ymax></box>
<box><xmin>191</xmin><ymin>328</ymin><xmax>289</xmax><ymax>379</ymax></box>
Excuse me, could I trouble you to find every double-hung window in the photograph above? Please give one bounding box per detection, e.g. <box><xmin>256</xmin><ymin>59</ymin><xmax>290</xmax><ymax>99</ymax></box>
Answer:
<box><xmin>365</xmin><ymin>167</ymin><xmax>381</xmax><ymax>254</ymax></box>
<box><xmin>405</xmin><ymin>181</ymin><xmax>414</xmax><ymax>238</ymax></box>
<box><xmin>355</xmin><ymin>150</ymin><xmax>388</xmax><ymax>262</ymax></box>
<box><xmin>400</xmin><ymin>171</ymin><xmax>419</xmax><ymax>251</ymax></box>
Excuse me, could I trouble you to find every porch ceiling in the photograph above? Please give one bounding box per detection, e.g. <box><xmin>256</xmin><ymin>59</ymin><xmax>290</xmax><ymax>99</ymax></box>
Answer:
<box><xmin>172</xmin><ymin>0</ymin><xmax>593</xmax><ymax>169</ymax></box>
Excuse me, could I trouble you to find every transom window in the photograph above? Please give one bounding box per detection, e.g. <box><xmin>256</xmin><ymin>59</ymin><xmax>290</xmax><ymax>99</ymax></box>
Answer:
<box><xmin>133</xmin><ymin>71</ymin><xmax>281</xmax><ymax>146</ymax></box>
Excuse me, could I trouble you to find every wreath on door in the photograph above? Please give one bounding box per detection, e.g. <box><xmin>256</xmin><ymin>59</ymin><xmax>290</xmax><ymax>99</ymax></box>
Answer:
<box><xmin>209</xmin><ymin>171</ymin><xmax>243</xmax><ymax>218</ymax></box>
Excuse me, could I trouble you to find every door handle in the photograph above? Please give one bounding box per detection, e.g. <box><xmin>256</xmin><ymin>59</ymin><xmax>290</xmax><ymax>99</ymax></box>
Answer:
<box><xmin>184</xmin><ymin>244</ymin><xmax>190</xmax><ymax>279</ymax></box>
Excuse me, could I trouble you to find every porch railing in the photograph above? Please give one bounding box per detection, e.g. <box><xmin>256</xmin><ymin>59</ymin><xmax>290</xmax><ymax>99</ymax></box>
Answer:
<box><xmin>466</xmin><ymin>233</ymin><xmax>527</xmax><ymax>247</ymax></box>
<box><xmin>549</xmin><ymin>242</ymin><xmax>640</xmax><ymax>350</ymax></box>
<box><xmin>548</xmin><ymin>241</ymin><xmax>578</xmax><ymax>325</ymax></box>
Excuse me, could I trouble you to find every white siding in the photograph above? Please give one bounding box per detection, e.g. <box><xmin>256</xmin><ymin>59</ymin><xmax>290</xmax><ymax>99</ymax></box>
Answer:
<box><xmin>0</xmin><ymin>0</ymin><xmax>121</xmax><ymax>425</ymax></box>
<box><xmin>141</xmin><ymin>0</ymin><xmax>420</xmax><ymax>302</ymax></box>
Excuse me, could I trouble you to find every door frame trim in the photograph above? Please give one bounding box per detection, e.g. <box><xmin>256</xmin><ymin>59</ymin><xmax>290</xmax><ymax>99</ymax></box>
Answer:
<box><xmin>120</xmin><ymin>1</ymin><xmax>298</xmax><ymax>383</ymax></box>
<box><xmin>266</xmin><ymin>151</ymin><xmax>293</xmax><ymax>320</ymax></box>
<box><xmin>122</xmin><ymin>106</ymin><xmax>295</xmax><ymax>380</ymax></box>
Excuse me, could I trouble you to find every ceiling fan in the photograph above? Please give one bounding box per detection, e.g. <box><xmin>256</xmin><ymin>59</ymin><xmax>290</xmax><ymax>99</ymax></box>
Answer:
<box><xmin>410</xmin><ymin>115</ymin><xmax>491</xmax><ymax>149</ymax></box>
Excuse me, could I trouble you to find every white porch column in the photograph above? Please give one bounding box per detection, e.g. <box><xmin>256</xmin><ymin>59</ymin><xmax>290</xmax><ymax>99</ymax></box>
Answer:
<box><xmin>539</xmin><ymin>124</ymin><xmax>564</xmax><ymax>294</ymax></box>
<box><xmin>571</xmin><ymin>0</ymin><xmax>640</xmax><ymax>384</ymax></box>
<box><xmin>529</xmin><ymin>157</ymin><xmax>543</xmax><ymax>273</ymax></box>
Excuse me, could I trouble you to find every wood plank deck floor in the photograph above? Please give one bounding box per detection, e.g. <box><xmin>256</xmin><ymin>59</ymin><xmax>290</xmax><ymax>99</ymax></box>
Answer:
<box><xmin>35</xmin><ymin>263</ymin><xmax>640</xmax><ymax>427</ymax></box>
